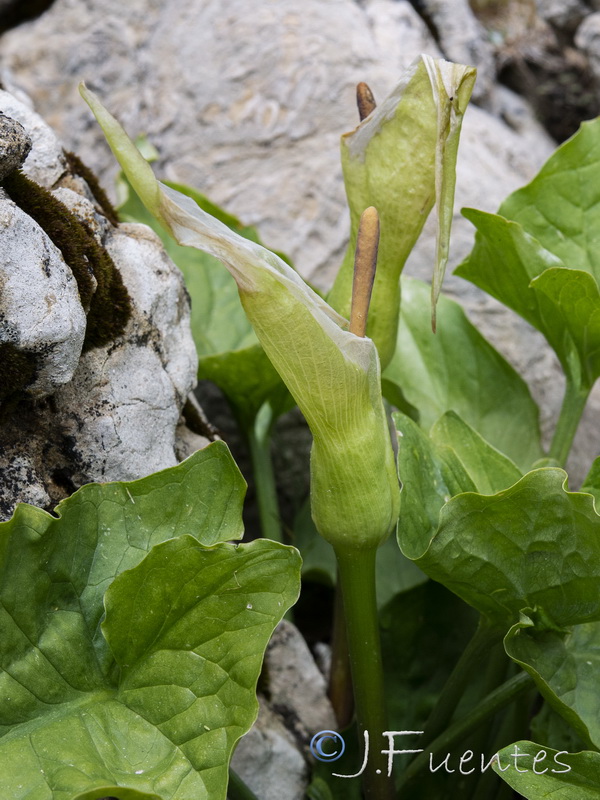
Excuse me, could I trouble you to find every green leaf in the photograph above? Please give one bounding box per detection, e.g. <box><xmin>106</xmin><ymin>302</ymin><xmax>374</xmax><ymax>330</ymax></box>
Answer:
<box><xmin>505</xmin><ymin>614</ymin><xmax>600</xmax><ymax>749</ymax></box>
<box><xmin>581</xmin><ymin>457</ymin><xmax>600</xmax><ymax>510</ymax></box>
<box><xmin>430</xmin><ymin>412</ymin><xmax>522</xmax><ymax>495</ymax></box>
<box><xmin>499</xmin><ymin>117</ymin><xmax>600</xmax><ymax>283</ymax></box>
<box><xmin>409</xmin><ymin>467</ymin><xmax>600</xmax><ymax>629</ymax></box>
<box><xmin>395</xmin><ymin>412</ymin><xmax>474</xmax><ymax>559</ymax></box>
<box><xmin>493</xmin><ymin>741</ymin><xmax>600</xmax><ymax>798</ymax></box>
<box><xmin>384</xmin><ymin>278</ymin><xmax>543</xmax><ymax>471</ymax></box>
<box><xmin>531</xmin><ymin>701</ymin><xmax>591</xmax><ymax>755</ymax></box>
<box><xmin>395</xmin><ymin>410</ymin><xmax>522</xmax><ymax>562</ymax></box>
<box><xmin>0</xmin><ymin>443</ymin><xmax>244</xmax><ymax>691</ymax></box>
<box><xmin>118</xmin><ymin>173</ymin><xmax>286</xmax><ymax>426</ymax></box>
<box><xmin>0</xmin><ymin>531</ymin><xmax>300</xmax><ymax>799</ymax></box>
<box><xmin>328</xmin><ymin>57</ymin><xmax>476</xmax><ymax>364</ymax></box>
<box><xmin>458</xmin><ymin>118</ymin><xmax>600</xmax><ymax>396</ymax></box>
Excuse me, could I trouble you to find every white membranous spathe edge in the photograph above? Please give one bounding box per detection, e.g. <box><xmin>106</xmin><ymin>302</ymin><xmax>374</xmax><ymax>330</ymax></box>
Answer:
<box><xmin>342</xmin><ymin>59</ymin><xmax>421</xmax><ymax>160</ymax></box>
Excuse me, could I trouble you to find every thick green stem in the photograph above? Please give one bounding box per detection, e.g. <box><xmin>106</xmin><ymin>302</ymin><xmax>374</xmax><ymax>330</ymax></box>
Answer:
<box><xmin>421</xmin><ymin>618</ymin><xmax>502</xmax><ymax>747</ymax></box>
<box><xmin>228</xmin><ymin>767</ymin><xmax>261</xmax><ymax>800</ymax></box>
<box><xmin>397</xmin><ymin>671</ymin><xmax>532</xmax><ymax>794</ymax></box>
<box><xmin>328</xmin><ymin>575</ymin><xmax>354</xmax><ymax>728</ymax></box>
<box><xmin>336</xmin><ymin>546</ymin><xmax>394</xmax><ymax>800</ymax></box>
<box><xmin>549</xmin><ymin>379</ymin><xmax>590</xmax><ymax>465</ymax></box>
<box><xmin>246</xmin><ymin>407</ymin><xmax>283</xmax><ymax>543</ymax></box>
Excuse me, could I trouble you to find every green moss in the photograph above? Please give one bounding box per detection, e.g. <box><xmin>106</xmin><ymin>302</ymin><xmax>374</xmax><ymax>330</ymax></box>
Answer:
<box><xmin>2</xmin><ymin>169</ymin><xmax>131</xmax><ymax>351</ymax></box>
<box><xmin>0</xmin><ymin>342</ymin><xmax>37</xmax><ymax>401</ymax></box>
<box><xmin>63</xmin><ymin>150</ymin><xmax>119</xmax><ymax>226</ymax></box>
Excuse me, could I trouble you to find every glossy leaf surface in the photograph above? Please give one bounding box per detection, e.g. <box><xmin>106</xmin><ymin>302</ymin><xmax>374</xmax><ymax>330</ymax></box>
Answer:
<box><xmin>384</xmin><ymin>278</ymin><xmax>543</xmax><ymax>471</ymax></box>
<box><xmin>505</xmin><ymin>615</ymin><xmax>600</xmax><ymax>749</ymax></box>
<box><xmin>493</xmin><ymin>741</ymin><xmax>600</xmax><ymax>798</ymax></box>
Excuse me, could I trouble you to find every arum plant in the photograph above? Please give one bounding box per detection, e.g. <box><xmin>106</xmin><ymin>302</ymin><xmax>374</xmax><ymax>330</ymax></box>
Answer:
<box><xmin>328</xmin><ymin>55</ymin><xmax>476</xmax><ymax>363</ymax></box>
<box><xmin>81</xmin><ymin>84</ymin><xmax>400</xmax><ymax>800</ymax></box>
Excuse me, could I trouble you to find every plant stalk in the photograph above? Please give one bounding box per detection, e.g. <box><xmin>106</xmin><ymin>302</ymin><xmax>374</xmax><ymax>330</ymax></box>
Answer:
<box><xmin>421</xmin><ymin>617</ymin><xmax>502</xmax><ymax>747</ymax></box>
<box><xmin>246</xmin><ymin>407</ymin><xmax>283</xmax><ymax>543</ymax></box>
<box><xmin>397</xmin><ymin>671</ymin><xmax>532</xmax><ymax>794</ymax></box>
<box><xmin>328</xmin><ymin>572</ymin><xmax>354</xmax><ymax>728</ymax></box>
<box><xmin>549</xmin><ymin>379</ymin><xmax>590</xmax><ymax>465</ymax></box>
<box><xmin>335</xmin><ymin>546</ymin><xmax>394</xmax><ymax>800</ymax></box>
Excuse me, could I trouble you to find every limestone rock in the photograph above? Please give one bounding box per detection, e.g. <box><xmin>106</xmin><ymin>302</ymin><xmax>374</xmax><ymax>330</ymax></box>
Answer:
<box><xmin>0</xmin><ymin>87</ymin><xmax>67</xmax><ymax>187</ymax></box>
<box><xmin>0</xmin><ymin>110</ymin><xmax>30</xmax><ymax>179</ymax></box>
<box><xmin>231</xmin><ymin>697</ymin><xmax>308</xmax><ymax>800</ymax></box>
<box><xmin>575</xmin><ymin>12</ymin><xmax>600</xmax><ymax>84</ymax></box>
<box><xmin>413</xmin><ymin>0</ymin><xmax>496</xmax><ymax>102</ymax></box>
<box><xmin>230</xmin><ymin>621</ymin><xmax>336</xmax><ymax>800</ymax></box>
<box><xmin>0</xmin><ymin>193</ymin><xmax>87</xmax><ymax>397</ymax></box>
<box><xmin>536</xmin><ymin>0</ymin><xmax>588</xmax><ymax>32</ymax></box>
<box><xmin>0</xmin><ymin>86</ymin><xmax>199</xmax><ymax>519</ymax></box>
<box><xmin>0</xmin><ymin>0</ymin><xmax>441</xmax><ymax>280</ymax></box>
<box><xmin>263</xmin><ymin>621</ymin><xmax>337</xmax><ymax>742</ymax></box>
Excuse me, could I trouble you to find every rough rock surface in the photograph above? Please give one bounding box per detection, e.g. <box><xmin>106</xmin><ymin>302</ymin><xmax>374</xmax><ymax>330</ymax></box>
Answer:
<box><xmin>231</xmin><ymin>621</ymin><xmax>336</xmax><ymax>800</ymax></box>
<box><xmin>575</xmin><ymin>12</ymin><xmax>600</xmax><ymax>83</ymax></box>
<box><xmin>415</xmin><ymin>0</ymin><xmax>496</xmax><ymax>102</ymax></box>
<box><xmin>0</xmin><ymin>193</ymin><xmax>87</xmax><ymax>396</ymax></box>
<box><xmin>536</xmin><ymin>0</ymin><xmax>588</xmax><ymax>31</ymax></box>
<box><xmin>0</xmin><ymin>110</ymin><xmax>30</xmax><ymax>178</ymax></box>
<box><xmin>0</xmin><ymin>85</ymin><xmax>199</xmax><ymax>519</ymax></box>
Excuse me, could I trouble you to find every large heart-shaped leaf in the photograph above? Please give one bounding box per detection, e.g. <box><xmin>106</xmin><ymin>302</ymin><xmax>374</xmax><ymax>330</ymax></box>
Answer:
<box><xmin>457</xmin><ymin>119</ymin><xmax>600</xmax><ymax>398</ymax></box>
<box><xmin>457</xmin><ymin>210</ymin><xmax>600</xmax><ymax>393</ymax></box>
<box><xmin>0</xmin><ymin>445</ymin><xmax>300</xmax><ymax>798</ymax></box>
<box><xmin>430</xmin><ymin>412</ymin><xmax>522</xmax><ymax>496</ymax></box>
<box><xmin>395</xmin><ymin>412</ymin><xmax>600</xmax><ymax>628</ymax></box>
<box><xmin>493</xmin><ymin>741</ymin><xmax>600</xmax><ymax>798</ymax></box>
<box><xmin>505</xmin><ymin>614</ymin><xmax>600</xmax><ymax>749</ymax></box>
<box><xmin>384</xmin><ymin>278</ymin><xmax>543</xmax><ymax>472</ymax></box>
<box><xmin>0</xmin><ymin>443</ymin><xmax>244</xmax><ymax>683</ymax></box>
<box><xmin>499</xmin><ymin>117</ymin><xmax>600</xmax><ymax>281</ymax></box>
<box><xmin>408</xmin><ymin>466</ymin><xmax>600</xmax><ymax>629</ymax></box>
<box><xmin>395</xmin><ymin>411</ymin><xmax>522</xmax><ymax>561</ymax></box>
<box><xmin>0</xmin><ymin>534</ymin><xmax>300</xmax><ymax>799</ymax></box>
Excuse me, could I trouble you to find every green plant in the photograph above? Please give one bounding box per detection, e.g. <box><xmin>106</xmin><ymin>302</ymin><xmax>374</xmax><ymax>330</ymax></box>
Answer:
<box><xmin>1</xmin><ymin>54</ymin><xmax>600</xmax><ymax>800</ymax></box>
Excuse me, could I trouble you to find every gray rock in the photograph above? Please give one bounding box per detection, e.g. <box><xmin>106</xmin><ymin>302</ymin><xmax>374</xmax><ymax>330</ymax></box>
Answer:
<box><xmin>0</xmin><ymin>88</ymin><xmax>67</xmax><ymax>187</ymax></box>
<box><xmin>0</xmin><ymin>0</ymin><xmax>441</xmax><ymax>280</ymax></box>
<box><xmin>231</xmin><ymin>698</ymin><xmax>308</xmax><ymax>800</ymax></box>
<box><xmin>411</xmin><ymin>0</ymin><xmax>496</xmax><ymax>102</ymax></box>
<box><xmin>231</xmin><ymin>621</ymin><xmax>336</xmax><ymax>800</ymax></box>
<box><xmin>0</xmin><ymin>191</ymin><xmax>87</xmax><ymax>396</ymax></box>
<box><xmin>536</xmin><ymin>0</ymin><xmax>588</xmax><ymax>31</ymax></box>
<box><xmin>0</xmin><ymin>111</ymin><xmax>30</xmax><ymax>179</ymax></box>
<box><xmin>575</xmin><ymin>12</ymin><xmax>600</xmax><ymax>84</ymax></box>
<box><xmin>0</xmin><ymin>86</ymin><xmax>199</xmax><ymax>518</ymax></box>
<box><xmin>263</xmin><ymin>621</ymin><xmax>337</xmax><ymax>742</ymax></box>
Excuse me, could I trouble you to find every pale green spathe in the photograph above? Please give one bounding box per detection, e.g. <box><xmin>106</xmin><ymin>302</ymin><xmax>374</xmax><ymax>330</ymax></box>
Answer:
<box><xmin>80</xmin><ymin>83</ymin><xmax>400</xmax><ymax>550</ymax></box>
<box><xmin>328</xmin><ymin>55</ymin><xmax>476</xmax><ymax>364</ymax></box>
